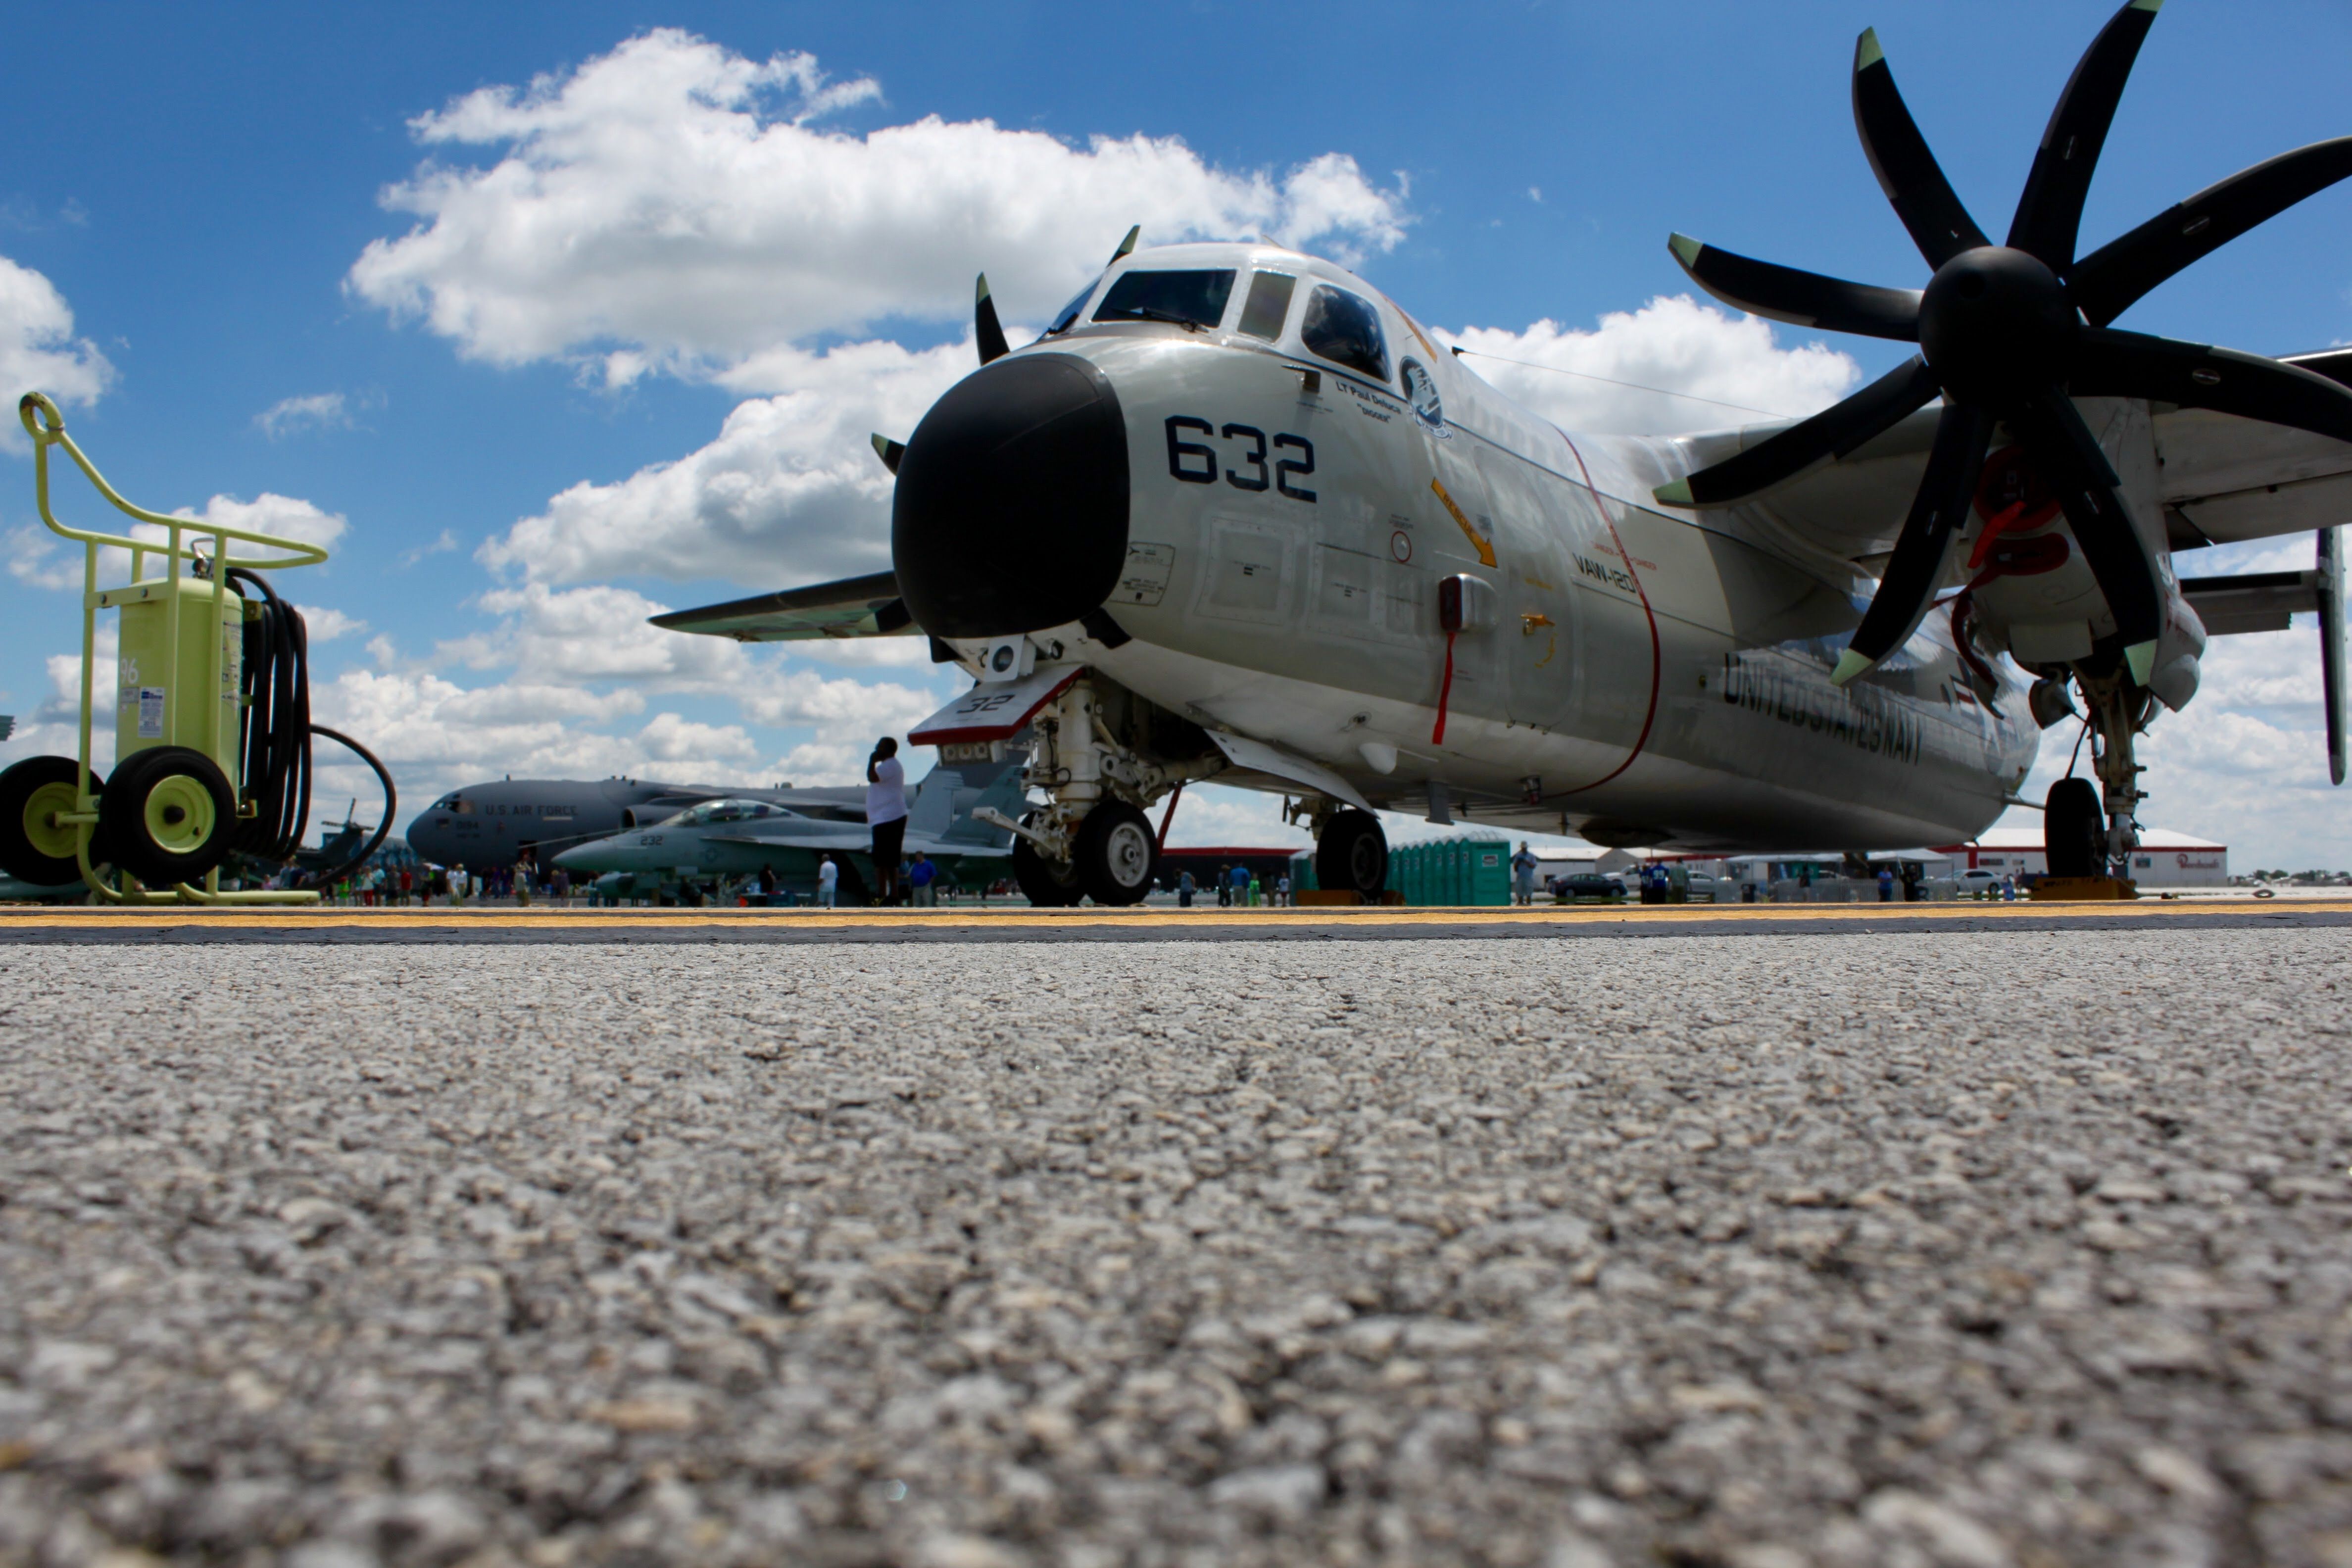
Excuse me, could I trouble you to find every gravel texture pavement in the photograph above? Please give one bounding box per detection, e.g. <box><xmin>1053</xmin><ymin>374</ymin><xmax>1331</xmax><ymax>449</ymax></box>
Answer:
<box><xmin>0</xmin><ymin>931</ymin><xmax>2348</xmax><ymax>1567</ymax></box>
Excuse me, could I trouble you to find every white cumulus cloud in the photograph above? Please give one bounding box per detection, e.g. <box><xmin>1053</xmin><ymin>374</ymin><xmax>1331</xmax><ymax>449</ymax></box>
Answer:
<box><xmin>0</xmin><ymin>253</ymin><xmax>111</xmax><ymax>450</ymax></box>
<box><xmin>255</xmin><ymin>392</ymin><xmax>351</xmax><ymax>439</ymax></box>
<box><xmin>347</xmin><ymin>29</ymin><xmax>1410</xmax><ymax>382</ymax></box>
<box><xmin>482</xmin><ymin>335</ymin><xmax>967</xmax><ymax>587</ymax></box>
<box><xmin>1441</xmin><ymin>295</ymin><xmax>1862</xmax><ymax>436</ymax></box>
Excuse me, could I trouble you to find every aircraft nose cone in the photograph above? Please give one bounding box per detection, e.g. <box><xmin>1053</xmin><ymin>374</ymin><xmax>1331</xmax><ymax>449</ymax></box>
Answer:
<box><xmin>892</xmin><ymin>352</ymin><xmax>1129</xmax><ymax>638</ymax></box>
<box><xmin>550</xmin><ymin>844</ymin><xmax>593</xmax><ymax>872</ymax></box>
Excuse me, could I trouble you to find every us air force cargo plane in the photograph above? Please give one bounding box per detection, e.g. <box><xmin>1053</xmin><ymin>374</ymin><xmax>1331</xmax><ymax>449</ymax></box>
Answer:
<box><xmin>657</xmin><ymin>1</ymin><xmax>2352</xmax><ymax>907</ymax></box>
<box><xmin>552</xmin><ymin>763</ymin><xmax>1026</xmax><ymax>900</ymax></box>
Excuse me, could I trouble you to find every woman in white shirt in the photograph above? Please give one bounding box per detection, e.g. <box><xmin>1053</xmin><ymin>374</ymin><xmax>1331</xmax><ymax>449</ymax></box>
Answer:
<box><xmin>866</xmin><ymin>737</ymin><xmax>909</xmax><ymax>905</ymax></box>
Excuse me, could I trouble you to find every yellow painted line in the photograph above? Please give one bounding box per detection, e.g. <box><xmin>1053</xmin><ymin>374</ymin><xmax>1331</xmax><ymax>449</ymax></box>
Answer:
<box><xmin>0</xmin><ymin>899</ymin><xmax>2340</xmax><ymax>932</ymax></box>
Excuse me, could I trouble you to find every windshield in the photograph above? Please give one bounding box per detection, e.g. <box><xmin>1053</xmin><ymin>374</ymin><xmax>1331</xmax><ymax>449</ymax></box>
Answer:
<box><xmin>1092</xmin><ymin>269</ymin><xmax>1236</xmax><ymax>331</ymax></box>
<box><xmin>1046</xmin><ymin>276</ymin><xmax>1099</xmax><ymax>336</ymax></box>
<box><xmin>1237</xmin><ymin>271</ymin><xmax>1296</xmax><ymax>340</ymax></box>
<box><xmin>1300</xmin><ymin>284</ymin><xmax>1389</xmax><ymax>383</ymax></box>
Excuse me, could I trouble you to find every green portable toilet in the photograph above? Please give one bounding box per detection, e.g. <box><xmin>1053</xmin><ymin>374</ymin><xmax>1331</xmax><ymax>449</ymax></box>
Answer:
<box><xmin>1471</xmin><ymin>841</ymin><xmax>1509</xmax><ymax>905</ymax></box>
<box><xmin>1446</xmin><ymin>838</ymin><xmax>1467</xmax><ymax>905</ymax></box>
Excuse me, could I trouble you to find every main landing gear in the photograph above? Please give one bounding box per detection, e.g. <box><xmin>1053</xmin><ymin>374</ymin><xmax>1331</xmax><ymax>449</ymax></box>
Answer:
<box><xmin>2043</xmin><ymin>654</ymin><xmax>2151</xmax><ymax>887</ymax></box>
<box><xmin>1314</xmin><ymin>808</ymin><xmax>1389</xmax><ymax>901</ymax></box>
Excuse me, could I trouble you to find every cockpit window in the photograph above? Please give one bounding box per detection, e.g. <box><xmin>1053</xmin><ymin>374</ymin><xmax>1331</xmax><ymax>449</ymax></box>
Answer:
<box><xmin>666</xmin><ymin>799</ymin><xmax>786</xmax><ymax>827</ymax></box>
<box><xmin>1092</xmin><ymin>269</ymin><xmax>1235</xmax><ymax>332</ymax></box>
<box><xmin>1045</xmin><ymin>276</ymin><xmax>1098</xmax><ymax>336</ymax></box>
<box><xmin>1301</xmin><ymin>285</ymin><xmax>1389</xmax><ymax>383</ymax></box>
<box><xmin>1237</xmin><ymin>271</ymin><xmax>1296</xmax><ymax>341</ymax></box>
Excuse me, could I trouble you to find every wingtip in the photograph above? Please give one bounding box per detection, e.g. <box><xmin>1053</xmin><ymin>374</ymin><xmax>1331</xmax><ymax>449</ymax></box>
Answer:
<box><xmin>1855</xmin><ymin>27</ymin><xmax>1884</xmax><ymax>71</ymax></box>
<box><xmin>1667</xmin><ymin>233</ymin><xmax>1704</xmax><ymax>269</ymax></box>
<box><xmin>2125</xmin><ymin>639</ymin><xmax>2159</xmax><ymax>686</ymax></box>
<box><xmin>1831</xmin><ymin>648</ymin><xmax>1874</xmax><ymax>687</ymax></box>
<box><xmin>1653</xmin><ymin>478</ymin><xmax>1695</xmax><ymax>507</ymax></box>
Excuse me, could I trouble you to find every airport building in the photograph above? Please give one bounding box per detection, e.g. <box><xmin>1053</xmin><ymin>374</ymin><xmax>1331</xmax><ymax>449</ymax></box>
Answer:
<box><xmin>1931</xmin><ymin>826</ymin><xmax>2229</xmax><ymax>887</ymax></box>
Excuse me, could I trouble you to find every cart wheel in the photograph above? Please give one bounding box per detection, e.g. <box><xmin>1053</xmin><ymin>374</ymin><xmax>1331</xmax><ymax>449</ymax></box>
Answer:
<box><xmin>102</xmin><ymin>746</ymin><xmax>235</xmax><ymax>888</ymax></box>
<box><xmin>0</xmin><ymin>755</ymin><xmax>103</xmax><ymax>885</ymax></box>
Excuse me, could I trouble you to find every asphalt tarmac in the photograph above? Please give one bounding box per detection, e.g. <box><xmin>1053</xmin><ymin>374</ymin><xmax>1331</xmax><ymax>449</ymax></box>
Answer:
<box><xmin>1</xmin><ymin>913</ymin><xmax>2348</xmax><ymax>1566</ymax></box>
<box><xmin>0</xmin><ymin>896</ymin><xmax>2347</xmax><ymax>943</ymax></box>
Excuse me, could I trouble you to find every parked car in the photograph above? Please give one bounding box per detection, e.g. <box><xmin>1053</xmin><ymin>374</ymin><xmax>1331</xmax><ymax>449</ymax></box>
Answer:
<box><xmin>1682</xmin><ymin>870</ymin><xmax>1721</xmax><ymax>903</ymax></box>
<box><xmin>1557</xmin><ymin>874</ymin><xmax>1627</xmax><ymax>904</ymax></box>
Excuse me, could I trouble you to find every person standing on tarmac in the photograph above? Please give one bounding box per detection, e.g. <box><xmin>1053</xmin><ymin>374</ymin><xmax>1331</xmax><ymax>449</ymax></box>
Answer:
<box><xmin>817</xmin><ymin>854</ymin><xmax>838</xmax><ymax>908</ymax></box>
<box><xmin>1511</xmin><ymin>842</ymin><xmax>1539</xmax><ymax>905</ymax></box>
<box><xmin>867</xmin><ymin>737</ymin><xmax>909</xmax><ymax>905</ymax></box>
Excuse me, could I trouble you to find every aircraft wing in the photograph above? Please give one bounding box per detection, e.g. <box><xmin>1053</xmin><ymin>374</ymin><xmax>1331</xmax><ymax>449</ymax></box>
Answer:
<box><xmin>1669</xmin><ymin>351</ymin><xmax>2352</xmax><ymax>561</ymax></box>
<box><xmin>649</xmin><ymin>571</ymin><xmax>915</xmax><ymax>642</ymax></box>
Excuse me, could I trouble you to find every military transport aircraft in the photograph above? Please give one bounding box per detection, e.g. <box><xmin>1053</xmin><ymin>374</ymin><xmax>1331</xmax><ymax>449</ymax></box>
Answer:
<box><xmin>654</xmin><ymin>1</ymin><xmax>2352</xmax><ymax>907</ymax></box>
<box><xmin>551</xmin><ymin>762</ymin><xmax>1026</xmax><ymax>901</ymax></box>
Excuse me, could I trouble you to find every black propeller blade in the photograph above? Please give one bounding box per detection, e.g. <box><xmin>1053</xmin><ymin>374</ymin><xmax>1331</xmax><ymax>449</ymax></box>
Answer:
<box><xmin>1834</xmin><ymin>401</ymin><xmax>1994</xmax><ymax>682</ymax></box>
<box><xmin>2008</xmin><ymin>387</ymin><xmax>2165</xmax><ymax>679</ymax></box>
<box><xmin>2073</xmin><ymin>330</ymin><xmax>2352</xmax><ymax>442</ymax></box>
<box><xmin>2070</xmin><ymin>138</ymin><xmax>2352</xmax><ymax>325</ymax></box>
<box><xmin>1655</xmin><ymin>0</ymin><xmax>2352</xmax><ymax>688</ymax></box>
<box><xmin>975</xmin><ymin>274</ymin><xmax>1010</xmax><ymax>365</ymax></box>
<box><xmin>1666</xmin><ymin>235</ymin><xmax>1920</xmax><ymax>341</ymax></box>
<box><xmin>1655</xmin><ymin>357</ymin><xmax>1940</xmax><ymax>507</ymax></box>
<box><xmin>870</xmin><ymin>434</ymin><xmax>906</xmax><ymax>474</ymax></box>
<box><xmin>2007</xmin><ymin>0</ymin><xmax>2159</xmax><ymax>267</ymax></box>
<box><xmin>1851</xmin><ymin>29</ymin><xmax>1988</xmax><ymax>266</ymax></box>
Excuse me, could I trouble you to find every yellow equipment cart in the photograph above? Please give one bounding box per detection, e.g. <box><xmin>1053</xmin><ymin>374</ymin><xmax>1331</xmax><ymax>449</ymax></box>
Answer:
<box><xmin>0</xmin><ymin>391</ymin><xmax>384</xmax><ymax>904</ymax></box>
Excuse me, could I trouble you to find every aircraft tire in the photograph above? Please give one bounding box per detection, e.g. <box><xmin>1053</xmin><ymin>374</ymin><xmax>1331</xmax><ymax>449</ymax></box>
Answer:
<box><xmin>1012</xmin><ymin>816</ymin><xmax>1085</xmax><ymax>907</ymax></box>
<box><xmin>0</xmin><ymin>755</ymin><xmax>102</xmax><ymax>885</ymax></box>
<box><xmin>2045</xmin><ymin>777</ymin><xmax>2105</xmax><ymax>879</ymax></box>
<box><xmin>1074</xmin><ymin>800</ymin><xmax>1159</xmax><ymax>907</ymax></box>
<box><xmin>102</xmin><ymin>746</ymin><xmax>235</xmax><ymax>890</ymax></box>
<box><xmin>1316</xmin><ymin>809</ymin><xmax>1388</xmax><ymax>900</ymax></box>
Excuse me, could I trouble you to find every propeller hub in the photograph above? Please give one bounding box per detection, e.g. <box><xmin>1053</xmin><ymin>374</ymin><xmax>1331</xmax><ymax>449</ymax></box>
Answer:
<box><xmin>1918</xmin><ymin>246</ymin><xmax>2076</xmax><ymax>407</ymax></box>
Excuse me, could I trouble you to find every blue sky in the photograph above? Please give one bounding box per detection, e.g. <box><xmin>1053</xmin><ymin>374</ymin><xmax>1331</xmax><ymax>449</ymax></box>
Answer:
<box><xmin>3</xmin><ymin>0</ymin><xmax>2350</xmax><ymax>865</ymax></box>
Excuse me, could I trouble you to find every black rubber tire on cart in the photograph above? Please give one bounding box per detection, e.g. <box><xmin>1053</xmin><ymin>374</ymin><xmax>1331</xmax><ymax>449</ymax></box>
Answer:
<box><xmin>101</xmin><ymin>745</ymin><xmax>236</xmax><ymax>889</ymax></box>
<box><xmin>1074</xmin><ymin>800</ymin><xmax>1159</xmax><ymax>907</ymax></box>
<box><xmin>2044</xmin><ymin>776</ymin><xmax>2106</xmax><ymax>880</ymax></box>
<box><xmin>1012</xmin><ymin>814</ymin><xmax>1085</xmax><ymax>907</ymax></box>
<box><xmin>0</xmin><ymin>755</ymin><xmax>103</xmax><ymax>885</ymax></box>
<box><xmin>1315</xmin><ymin>808</ymin><xmax>1388</xmax><ymax>900</ymax></box>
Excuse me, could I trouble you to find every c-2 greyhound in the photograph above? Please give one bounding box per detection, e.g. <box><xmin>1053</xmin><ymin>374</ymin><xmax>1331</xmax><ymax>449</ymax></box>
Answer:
<box><xmin>656</xmin><ymin>1</ymin><xmax>2352</xmax><ymax>905</ymax></box>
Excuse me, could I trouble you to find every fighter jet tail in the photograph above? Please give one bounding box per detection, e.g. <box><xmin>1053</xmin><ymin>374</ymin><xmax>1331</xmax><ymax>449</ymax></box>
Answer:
<box><xmin>943</xmin><ymin>767</ymin><xmax>1032</xmax><ymax>846</ymax></box>
<box><xmin>906</xmin><ymin>766</ymin><xmax>960</xmax><ymax>839</ymax></box>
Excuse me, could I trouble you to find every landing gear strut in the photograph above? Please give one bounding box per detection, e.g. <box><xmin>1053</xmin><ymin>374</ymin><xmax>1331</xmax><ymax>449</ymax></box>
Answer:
<box><xmin>2053</xmin><ymin>660</ymin><xmax>2153</xmax><ymax>882</ymax></box>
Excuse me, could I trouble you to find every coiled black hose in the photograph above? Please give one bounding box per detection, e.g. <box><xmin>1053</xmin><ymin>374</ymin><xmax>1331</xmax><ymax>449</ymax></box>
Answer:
<box><xmin>224</xmin><ymin>567</ymin><xmax>395</xmax><ymax>889</ymax></box>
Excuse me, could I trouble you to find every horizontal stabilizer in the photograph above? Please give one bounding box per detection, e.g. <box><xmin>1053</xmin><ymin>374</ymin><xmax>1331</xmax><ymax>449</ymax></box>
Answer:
<box><xmin>650</xmin><ymin>571</ymin><xmax>913</xmax><ymax>642</ymax></box>
<box><xmin>2178</xmin><ymin>568</ymin><xmax>2322</xmax><ymax>635</ymax></box>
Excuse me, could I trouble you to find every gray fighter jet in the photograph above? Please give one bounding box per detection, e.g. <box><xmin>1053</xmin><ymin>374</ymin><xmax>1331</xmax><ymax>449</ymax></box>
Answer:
<box><xmin>553</xmin><ymin>763</ymin><xmax>1027</xmax><ymax>903</ymax></box>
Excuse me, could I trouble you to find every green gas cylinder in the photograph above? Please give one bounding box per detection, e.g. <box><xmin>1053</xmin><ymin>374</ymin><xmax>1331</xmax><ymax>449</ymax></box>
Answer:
<box><xmin>101</xmin><ymin>573</ymin><xmax>244</xmax><ymax>784</ymax></box>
